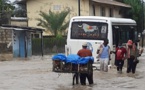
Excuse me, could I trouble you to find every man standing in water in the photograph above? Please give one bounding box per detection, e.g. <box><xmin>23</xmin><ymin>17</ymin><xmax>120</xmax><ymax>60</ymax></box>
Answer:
<box><xmin>98</xmin><ymin>39</ymin><xmax>111</xmax><ymax>72</ymax></box>
<box><xmin>126</xmin><ymin>40</ymin><xmax>138</xmax><ymax>74</ymax></box>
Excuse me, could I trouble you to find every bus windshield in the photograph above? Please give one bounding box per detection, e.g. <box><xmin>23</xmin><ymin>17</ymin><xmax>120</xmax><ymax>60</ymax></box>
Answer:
<box><xmin>71</xmin><ymin>22</ymin><xmax>108</xmax><ymax>40</ymax></box>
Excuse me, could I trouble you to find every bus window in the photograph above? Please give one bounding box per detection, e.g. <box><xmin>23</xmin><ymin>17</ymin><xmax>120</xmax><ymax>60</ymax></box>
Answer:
<box><xmin>71</xmin><ymin>22</ymin><xmax>108</xmax><ymax>40</ymax></box>
<box><xmin>134</xmin><ymin>31</ymin><xmax>138</xmax><ymax>40</ymax></box>
<box><xmin>112</xmin><ymin>25</ymin><xmax>137</xmax><ymax>45</ymax></box>
<box><xmin>112</xmin><ymin>26</ymin><xmax>119</xmax><ymax>46</ymax></box>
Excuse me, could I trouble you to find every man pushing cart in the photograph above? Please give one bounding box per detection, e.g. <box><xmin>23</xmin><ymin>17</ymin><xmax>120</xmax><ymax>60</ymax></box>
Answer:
<box><xmin>52</xmin><ymin>43</ymin><xmax>94</xmax><ymax>85</ymax></box>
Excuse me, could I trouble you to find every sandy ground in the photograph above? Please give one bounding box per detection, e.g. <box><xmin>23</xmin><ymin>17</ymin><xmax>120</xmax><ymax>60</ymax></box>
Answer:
<box><xmin>0</xmin><ymin>53</ymin><xmax>145</xmax><ymax>90</ymax></box>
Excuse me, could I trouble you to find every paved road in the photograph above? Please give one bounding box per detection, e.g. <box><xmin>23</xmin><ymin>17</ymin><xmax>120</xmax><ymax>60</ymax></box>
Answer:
<box><xmin>0</xmin><ymin>54</ymin><xmax>145</xmax><ymax>90</ymax></box>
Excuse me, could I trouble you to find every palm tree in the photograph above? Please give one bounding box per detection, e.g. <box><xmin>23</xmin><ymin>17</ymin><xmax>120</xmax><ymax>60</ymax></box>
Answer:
<box><xmin>37</xmin><ymin>10</ymin><xmax>70</xmax><ymax>37</ymax></box>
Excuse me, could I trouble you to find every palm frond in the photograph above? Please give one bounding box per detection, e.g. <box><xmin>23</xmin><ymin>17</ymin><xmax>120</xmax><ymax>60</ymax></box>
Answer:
<box><xmin>59</xmin><ymin>21</ymin><xmax>69</xmax><ymax>32</ymax></box>
<box><xmin>37</xmin><ymin>9</ymin><xmax>70</xmax><ymax>36</ymax></box>
<box><xmin>57</xmin><ymin>10</ymin><xmax>70</xmax><ymax>30</ymax></box>
<box><xmin>37</xmin><ymin>18</ymin><xmax>53</xmax><ymax>34</ymax></box>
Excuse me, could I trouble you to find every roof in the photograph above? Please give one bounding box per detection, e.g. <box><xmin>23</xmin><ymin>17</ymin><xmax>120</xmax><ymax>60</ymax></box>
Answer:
<box><xmin>11</xmin><ymin>17</ymin><xmax>28</xmax><ymax>21</ymax></box>
<box><xmin>0</xmin><ymin>24</ymin><xmax>44</xmax><ymax>32</ymax></box>
<box><xmin>92</xmin><ymin>0</ymin><xmax>131</xmax><ymax>8</ymax></box>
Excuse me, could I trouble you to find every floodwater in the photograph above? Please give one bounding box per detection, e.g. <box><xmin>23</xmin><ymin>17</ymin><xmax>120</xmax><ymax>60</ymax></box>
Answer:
<box><xmin>0</xmin><ymin>53</ymin><xmax>145</xmax><ymax>90</ymax></box>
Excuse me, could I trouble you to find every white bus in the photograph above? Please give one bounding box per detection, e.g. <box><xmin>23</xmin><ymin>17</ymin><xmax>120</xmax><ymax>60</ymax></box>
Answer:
<box><xmin>65</xmin><ymin>16</ymin><xmax>137</xmax><ymax>66</ymax></box>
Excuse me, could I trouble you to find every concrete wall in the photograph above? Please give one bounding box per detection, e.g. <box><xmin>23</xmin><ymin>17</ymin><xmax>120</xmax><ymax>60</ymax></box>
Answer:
<box><xmin>0</xmin><ymin>29</ymin><xmax>12</xmax><ymax>43</ymax></box>
<box><xmin>11</xmin><ymin>20</ymin><xmax>27</xmax><ymax>26</ymax></box>
<box><xmin>11</xmin><ymin>17</ymin><xmax>28</xmax><ymax>26</ymax></box>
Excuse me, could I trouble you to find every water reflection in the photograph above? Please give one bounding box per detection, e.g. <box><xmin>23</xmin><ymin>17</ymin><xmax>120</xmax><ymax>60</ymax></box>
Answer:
<box><xmin>55</xmin><ymin>85</ymin><xmax>93</xmax><ymax>90</ymax></box>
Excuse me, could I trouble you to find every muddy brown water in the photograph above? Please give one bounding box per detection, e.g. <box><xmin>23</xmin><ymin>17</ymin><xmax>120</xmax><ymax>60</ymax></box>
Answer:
<box><xmin>0</xmin><ymin>54</ymin><xmax>145</xmax><ymax>90</ymax></box>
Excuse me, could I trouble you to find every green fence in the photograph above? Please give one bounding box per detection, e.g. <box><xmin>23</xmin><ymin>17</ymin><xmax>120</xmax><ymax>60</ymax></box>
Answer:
<box><xmin>32</xmin><ymin>36</ymin><xmax>66</xmax><ymax>55</ymax></box>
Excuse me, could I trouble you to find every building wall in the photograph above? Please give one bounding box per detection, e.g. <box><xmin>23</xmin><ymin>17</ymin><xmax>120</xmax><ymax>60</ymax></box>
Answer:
<box><xmin>113</xmin><ymin>7</ymin><xmax>122</xmax><ymax>18</ymax></box>
<box><xmin>27</xmin><ymin>0</ymin><xmax>90</xmax><ymax>35</ymax></box>
<box><xmin>0</xmin><ymin>29</ymin><xmax>12</xmax><ymax>43</ymax></box>
<box><xmin>26</xmin><ymin>0</ymin><xmax>123</xmax><ymax>35</ymax></box>
<box><xmin>27</xmin><ymin>0</ymin><xmax>89</xmax><ymax>26</ymax></box>
<box><xmin>93</xmin><ymin>3</ymin><xmax>122</xmax><ymax>17</ymax></box>
<box><xmin>0</xmin><ymin>19</ymin><xmax>28</xmax><ymax>44</ymax></box>
<box><xmin>11</xmin><ymin>20</ymin><xmax>28</xmax><ymax>26</ymax></box>
<box><xmin>95</xmin><ymin>5</ymin><xmax>100</xmax><ymax>16</ymax></box>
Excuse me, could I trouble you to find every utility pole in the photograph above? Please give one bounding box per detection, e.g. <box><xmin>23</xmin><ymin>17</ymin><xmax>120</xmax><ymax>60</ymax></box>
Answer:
<box><xmin>78</xmin><ymin>0</ymin><xmax>80</xmax><ymax>16</ymax></box>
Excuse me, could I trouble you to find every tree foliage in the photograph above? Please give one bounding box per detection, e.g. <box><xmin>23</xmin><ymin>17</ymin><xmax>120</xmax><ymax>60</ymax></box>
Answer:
<box><xmin>123</xmin><ymin>0</ymin><xmax>142</xmax><ymax>21</ymax></box>
<box><xmin>0</xmin><ymin>0</ymin><xmax>15</xmax><ymax>12</ymax></box>
<box><xmin>118</xmin><ymin>0</ymin><xmax>143</xmax><ymax>32</ymax></box>
<box><xmin>12</xmin><ymin>5</ymin><xmax>27</xmax><ymax>17</ymax></box>
<box><xmin>0</xmin><ymin>0</ymin><xmax>15</xmax><ymax>25</ymax></box>
<box><xmin>37</xmin><ymin>10</ymin><xmax>70</xmax><ymax>36</ymax></box>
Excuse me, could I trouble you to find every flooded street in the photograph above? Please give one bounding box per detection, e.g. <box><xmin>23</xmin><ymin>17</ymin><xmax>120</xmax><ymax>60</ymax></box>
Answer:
<box><xmin>0</xmin><ymin>53</ymin><xmax>145</xmax><ymax>90</ymax></box>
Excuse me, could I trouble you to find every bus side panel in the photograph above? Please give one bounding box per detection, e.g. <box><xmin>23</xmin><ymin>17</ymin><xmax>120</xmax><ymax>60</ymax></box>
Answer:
<box><xmin>66</xmin><ymin>40</ymin><xmax>103</xmax><ymax>61</ymax></box>
<box><xmin>108</xmin><ymin>21</ymin><xmax>115</xmax><ymax>66</ymax></box>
